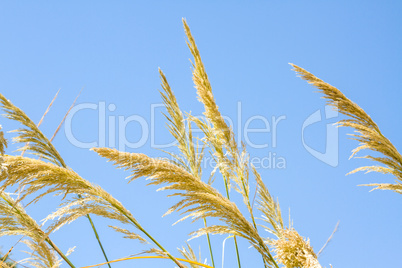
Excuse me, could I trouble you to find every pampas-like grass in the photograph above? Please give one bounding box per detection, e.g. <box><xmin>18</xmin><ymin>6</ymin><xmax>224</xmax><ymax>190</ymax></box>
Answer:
<box><xmin>272</xmin><ymin>228</ymin><xmax>320</xmax><ymax>268</ymax></box>
<box><xmin>0</xmin><ymin>155</ymin><xmax>184</xmax><ymax>267</ymax></box>
<box><xmin>93</xmin><ymin>20</ymin><xmax>323</xmax><ymax>268</ymax></box>
<box><xmin>0</xmin><ymin>20</ymin><xmax>333</xmax><ymax>268</ymax></box>
<box><xmin>291</xmin><ymin>64</ymin><xmax>402</xmax><ymax>194</ymax></box>
<box><xmin>92</xmin><ymin>147</ymin><xmax>280</xmax><ymax>267</ymax></box>
<box><xmin>0</xmin><ymin>94</ymin><xmax>65</xmax><ymax>167</ymax></box>
<box><xmin>178</xmin><ymin>243</ymin><xmax>205</xmax><ymax>268</ymax></box>
<box><xmin>0</xmin><ymin>192</ymin><xmax>61</xmax><ymax>268</ymax></box>
<box><xmin>0</xmin><ymin>93</ymin><xmax>114</xmax><ymax>268</ymax></box>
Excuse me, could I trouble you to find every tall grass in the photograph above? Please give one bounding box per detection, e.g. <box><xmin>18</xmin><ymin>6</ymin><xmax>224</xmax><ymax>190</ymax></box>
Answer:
<box><xmin>291</xmin><ymin>64</ymin><xmax>402</xmax><ymax>193</ymax></box>
<box><xmin>0</xmin><ymin>19</ymin><xmax>399</xmax><ymax>268</ymax></box>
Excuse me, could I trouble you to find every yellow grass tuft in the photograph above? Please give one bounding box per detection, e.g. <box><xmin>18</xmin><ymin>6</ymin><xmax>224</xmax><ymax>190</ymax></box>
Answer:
<box><xmin>291</xmin><ymin>64</ymin><xmax>402</xmax><ymax>194</ymax></box>
<box><xmin>272</xmin><ymin>228</ymin><xmax>320</xmax><ymax>268</ymax></box>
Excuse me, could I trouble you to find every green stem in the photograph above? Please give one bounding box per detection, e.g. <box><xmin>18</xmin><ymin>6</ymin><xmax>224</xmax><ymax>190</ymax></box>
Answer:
<box><xmin>113</xmin><ymin>205</ymin><xmax>184</xmax><ymax>268</ymax></box>
<box><xmin>86</xmin><ymin>214</ymin><xmax>112</xmax><ymax>268</ymax></box>
<box><xmin>236</xmin><ymin>165</ymin><xmax>277</xmax><ymax>268</ymax></box>
<box><xmin>241</xmin><ymin>179</ymin><xmax>268</xmax><ymax>268</ymax></box>
<box><xmin>45</xmin><ymin>238</ymin><xmax>76</xmax><ymax>268</ymax></box>
<box><xmin>203</xmin><ymin>218</ymin><xmax>215</xmax><ymax>268</ymax></box>
<box><xmin>233</xmin><ymin>236</ymin><xmax>241</xmax><ymax>268</ymax></box>
<box><xmin>80</xmin><ymin>209</ymin><xmax>110</xmax><ymax>265</ymax></box>
<box><xmin>72</xmin><ymin>174</ymin><xmax>110</xmax><ymax>267</ymax></box>
<box><xmin>223</xmin><ymin>175</ymin><xmax>241</xmax><ymax>268</ymax></box>
<box><xmin>135</xmin><ymin>221</ymin><xmax>184</xmax><ymax>267</ymax></box>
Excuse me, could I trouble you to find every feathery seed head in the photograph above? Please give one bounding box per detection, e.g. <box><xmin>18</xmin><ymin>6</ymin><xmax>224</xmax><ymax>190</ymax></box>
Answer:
<box><xmin>272</xmin><ymin>228</ymin><xmax>320</xmax><ymax>268</ymax></box>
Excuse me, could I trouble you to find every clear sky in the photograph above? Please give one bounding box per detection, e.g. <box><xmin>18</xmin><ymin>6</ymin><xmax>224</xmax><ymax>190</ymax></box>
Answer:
<box><xmin>0</xmin><ymin>1</ymin><xmax>401</xmax><ymax>267</ymax></box>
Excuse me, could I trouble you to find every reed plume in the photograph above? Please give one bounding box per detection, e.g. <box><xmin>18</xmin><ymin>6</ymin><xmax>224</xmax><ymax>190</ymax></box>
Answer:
<box><xmin>20</xmin><ymin>89</ymin><xmax>60</xmax><ymax>157</ymax></box>
<box><xmin>183</xmin><ymin>19</ymin><xmax>256</xmax><ymax>225</ymax></box>
<box><xmin>159</xmin><ymin>68</ymin><xmax>204</xmax><ymax>178</ymax></box>
<box><xmin>0</xmin><ymin>192</ymin><xmax>61</xmax><ymax>268</ymax></box>
<box><xmin>93</xmin><ymin>20</ymin><xmax>325</xmax><ymax>268</ymax></box>
<box><xmin>0</xmin><ymin>155</ymin><xmax>185</xmax><ymax>267</ymax></box>
<box><xmin>0</xmin><ymin>94</ymin><xmax>65</xmax><ymax>167</ymax></box>
<box><xmin>272</xmin><ymin>228</ymin><xmax>320</xmax><ymax>268</ymax></box>
<box><xmin>0</xmin><ymin>20</ymin><xmax>331</xmax><ymax>268</ymax></box>
<box><xmin>178</xmin><ymin>243</ymin><xmax>205</xmax><ymax>268</ymax></box>
<box><xmin>291</xmin><ymin>64</ymin><xmax>402</xmax><ymax>193</ymax></box>
<box><xmin>92</xmin><ymin>147</ymin><xmax>280</xmax><ymax>267</ymax></box>
<box><xmin>0</xmin><ymin>92</ymin><xmax>114</xmax><ymax>266</ymax></box>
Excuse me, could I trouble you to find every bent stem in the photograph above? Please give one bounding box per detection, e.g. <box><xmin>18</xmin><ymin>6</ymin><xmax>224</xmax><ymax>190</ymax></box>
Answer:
<box><xmin>81</xmin><ymin>255</ymin><xmax>214</xmax><ymax>268</ymax></box>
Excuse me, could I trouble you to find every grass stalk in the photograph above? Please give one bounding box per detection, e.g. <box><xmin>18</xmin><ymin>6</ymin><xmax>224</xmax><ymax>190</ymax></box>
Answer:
<box><xmin>112</xmin><ymin>204</ymin><xmax>184</xmax><ymax>268</ymax></box>
<box><xmin>0</xmin><ymin>237</ymin><xmax>23</xmax><ymax>267</ymax></box>
<box><xmin>203</xmin><ymin>218</ymin><xmax>215</xmax><ymax>268</ymax></box>
<box><xmin>86</xmin><ymin>215</ymin><xmax>112</xmax><ymax>268</ymax></box>
<box><xmin>222</xmin><ymin>175</ymin><xmax>241</xmax><ymax>268</ymax></box>
<box><xmin>4</xmin><ymin>87</ymin><xmax>111</xmax><ymax>267</ymax></box>
<box><xmin>49</xmin><ymin>89</ymin><xmax>111</xmax><ymax>267</ymax></box>
<box><xmin>233</xmin><ymin>236</ymin><xmax>241</xmax><ymax>268</ymax></box>
<box><xmin>81</xmin><ymin>255</ymin><xmax>214</xmax><ymax>268</ymax></box>
<box><xmin>0</xmin><ymin>195</ymin><xmax>76</xmax><ymax>268</ymax></box>
<box><xmin>241</xmin><ymin>177</ymin><xmax>273</xmax><ymax>268</ymax></box>
<box><xmin>45</xmin><ymin>238</ymin><xmax>76</xmax><ymax>268</ymax></box>
<box><xmin>53</xmin><ymin>90</ymin><xmax>113</xmax><ymax>267</ymax></box>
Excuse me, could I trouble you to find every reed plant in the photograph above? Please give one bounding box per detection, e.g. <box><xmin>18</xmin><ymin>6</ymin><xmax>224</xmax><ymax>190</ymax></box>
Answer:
<box><xmin>291</xmin><ymin>64</ymin><xmax>402</xmax><ymax>193</ymax></box>
<box><xmin>0</xmin><ymin>19</ymin><xmax>399</xmax><ymax>268</ymax></box>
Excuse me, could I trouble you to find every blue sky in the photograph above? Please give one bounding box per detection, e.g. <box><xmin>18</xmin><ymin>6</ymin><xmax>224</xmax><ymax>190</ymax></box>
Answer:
<box><xmin>0</xmin><ymin>1</ymin><xmax>401</xmax><ymax>267</ymax></box>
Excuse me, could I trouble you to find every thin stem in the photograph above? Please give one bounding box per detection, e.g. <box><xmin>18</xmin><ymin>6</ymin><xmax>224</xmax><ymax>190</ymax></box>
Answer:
<box><xmin>1</xmin><ymin>195</ymin><xmax>76</xmax><ymax>268</ymax></box>
<box><xmin>112</xmin><ymin>205</ymin><xmax>184</xmax><ymax>268</ymax></box>
<box><xmin>86</xmin><ymin>215</ymin><xmax>112</xmax><ymax>268</ymax></box>
<box><xmin>233</xmin><ymin>236</ymin><xmax>241</xmax><ymax>268</ymax></box>
<box><xmin>222</xmin><ymin>175</ymin><xmax>241</xmax><ymax>268</ymax></box>
<box><xmin>46</xmin><ymin>89</ymin><xmax>111</xmax><ymax>266</ymax></box>
<box><xmin>0</xmin><ymin>237</ymin><xmax>23</xmax><ymax>267</ymax></box>
<box><xmin>258</xmin><ymin>241</ymin><xmax>279</xmax><ymax>268</ymax></box>
<box><xmin>45</xmin><ymin>238</ymin><xmax>76</xmax><ymax>268</ymax></box>
<box><xmin>240</xmin><ymin>178</ymin><xmax>268</xmax><ymax>268</ymax></box>
<box><xmin>236</xmin><ymin>165</ymin><xmax>277</xmax><ymax>268</ymax></box>
<box><xmin>203</xmin><ymin>218</ymin><xmax>215</xmax><ymax>268</ymax></box>
<box><xmin>81</xmin><ymin>255</ymin><xmax>214</xmax><ymax>268</ymax></box>
<box><xmin>134</xmin><ymin>221</ymin><xmax>184</xmax><ymax>267</ymax></box>
<box><xmin>73</xmin><ymin>192</ymin><xmax>110</xmax><ymax>265</ymax></box>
